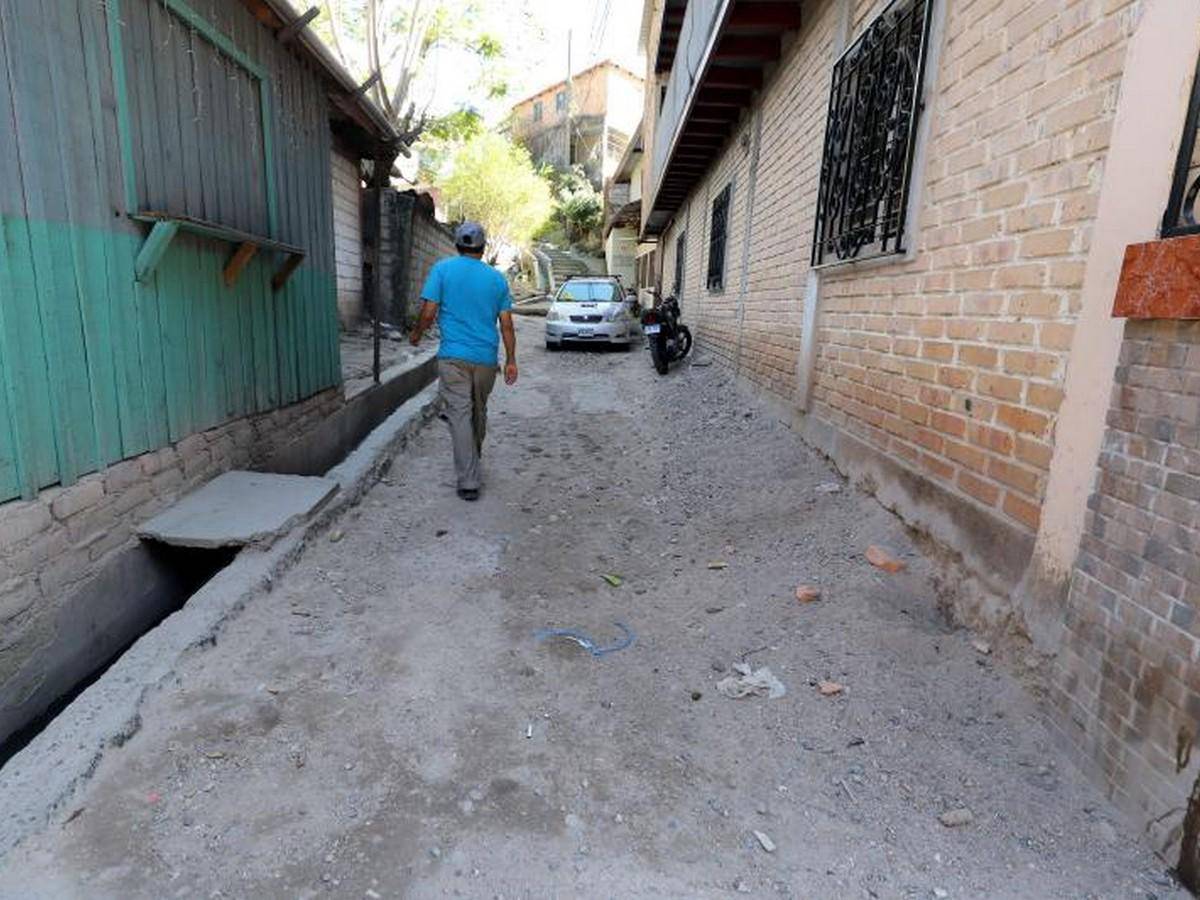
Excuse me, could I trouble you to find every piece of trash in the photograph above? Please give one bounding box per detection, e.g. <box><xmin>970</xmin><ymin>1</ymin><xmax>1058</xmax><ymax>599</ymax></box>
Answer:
<box><xmin>971</xmin><ymin>638</ymin><xmax>992</xmax><ymax>655</ymax></box>
<box><xmin>753</xmin><ymin>830</ymin><xmax>776</xmax><ymax>853</ymax></box>
<box><xmin>203</xmin><ymin>750</ymin><xmax>226</xmax><ymax>760</ymax></box>
<box><xmin>866</xmin><ymin>545</ymin><xmax>906</xmax><ymax>573</ymax></box>
<box><xmin>601</xmin><ymin>574</ymin><xmax>623</xmax><ymax>588</ymax></box>
<box><xmin>330</xmin><ymin>529</ymin><xmax>344</xmax><ymax>543</ymax></box>
<box><xmin>534</xmin><ymin>622</ymin><xmax>635</xmax><ymax>657</ymax></box>
<box><xmin>815</xmin><ymin>482</ymin><xmax>842</xmax><ymax>494</ymax></box>
<box><xmin>147</xmin><ymin>792</ymin><xmax>161</xmax><ymax>805</ymax></box>
<box><xmin>264</xmin><ymin>685</ymin><xmax>281</xmax><ymax>694</ymax></box>
<box><xmin>717</xmin><ymin>663</ymin><xmax>786</xmax><ymax>699</ymax></box>
<box><xmin>795</xmin><ymin>584</ymin><xmax>821</xmax><ymax>603</ymax></box>
<box><xmin>366</xmin><ymin>890</ymin><xmax>383</xmax><ymax>899</ymax></box>
<box><xmin>817</xmin><ymin>680</ymin><xmax>844</xmax><ymax>696</ymax></box>
<box><xmin>707</xmin><ymin>561</ymin><xmax>729</xmax><ymax>570</ymax></box>
<box><xmin>938</xmin><ymin>807</ymin><xmax>974</xmax><ymax>827</ymax></box>
<box><xmin>525</xmin><ymin>723</ymin><xmax>533</xmax><ymax>739</ymax></box>
<box><xmin>62</xmin><ymin>807</ymin><xmax>85</xmax><ymax>826</ymax></box>
<box><xmin>933</xmin><ymin>889</ymin><xmax>949</xmax><ymax>899</ymax></box>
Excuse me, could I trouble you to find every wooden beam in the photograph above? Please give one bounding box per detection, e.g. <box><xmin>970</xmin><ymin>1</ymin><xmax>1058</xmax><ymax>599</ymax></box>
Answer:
<box><xmin>134</xmin><ymin>221</ymin><xmax>180</xmax><ymax>283</ymax></box>
<box><xmin>695</xmin><ymin>86</ymin><xmax>755</xmax><ymax>106</ymax></box>
<box><xmin>276</xmin><ymin>6</ymin><xmax>319</xmax><ymax>44</ymax></box>
<box><xmin>688</xmin><ymin>106</ymin><xmax>741</xmax><ymax>123</ymax></box>
<box><xmin>354</xmin><ymin>71</ymin><xmax>381</xmax><ymax>95</ymax></box>
<box><xmin>271</xmin><ymin>253</ymin><xmax>305</xmax><ymax>292</ymax></box>
<box><xmin>727</xmin><ymin>1</ymin><xmax>802</xmax><ymax>29</ymax></box>
<box><xmin>714</xmin><ymin>34</ymin><xmax>781</xmax><ymax>61</ymax></box>
<box><xmin>705</xmin><ymin>66</ymin><xmax>763</xmax><ymax>89</ymax></box>
<box><xmin>223</xmin><ymin>241</ymin><xmax>259</xmax><ymax>287</ymax></box>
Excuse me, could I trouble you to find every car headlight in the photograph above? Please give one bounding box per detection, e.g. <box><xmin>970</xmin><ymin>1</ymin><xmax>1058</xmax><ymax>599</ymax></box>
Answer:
<box><xmin>547</xmin><ymin>309</ymin><xmax>563</xmax><ymax>322</ymax></box>
<box><xmin>604</xmin><ymin>306</ymin><xmax>625</xmax><ymax>322</ymax></box>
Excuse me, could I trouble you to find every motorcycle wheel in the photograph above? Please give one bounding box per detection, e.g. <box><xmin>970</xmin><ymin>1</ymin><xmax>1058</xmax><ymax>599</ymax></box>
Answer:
<box><xmin>649</xmin><ymin>334</ymin><xmax>669</xmax><ymax>375</ymax></box>
<box><xmin>676</xmin><ymin>326</ymin><xmax>693</xmax><ymax>360</ymax></box>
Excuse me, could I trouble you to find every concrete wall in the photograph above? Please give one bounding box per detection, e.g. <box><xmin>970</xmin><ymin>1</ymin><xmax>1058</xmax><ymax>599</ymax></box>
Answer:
<box><xmin>1055</xmin><ymin>319</ymin><xmax>1200</xmax><ymax>855</ymax></box>
<box><xmin>332</xmin><ymin>150</ymin><xmax>364</xmax><ymax>328</ymax></box>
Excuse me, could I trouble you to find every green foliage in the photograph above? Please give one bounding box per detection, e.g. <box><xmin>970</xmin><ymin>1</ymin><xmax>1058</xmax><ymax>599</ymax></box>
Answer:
<box><xmin>439</xmin><ymin>133</ymin><xmax>553</xmax><ymax>255</ymax></box>
<box><xmin>541</xmin><ymin>165</ymin><xmax>604</xmax><ymax>250</ymax></box>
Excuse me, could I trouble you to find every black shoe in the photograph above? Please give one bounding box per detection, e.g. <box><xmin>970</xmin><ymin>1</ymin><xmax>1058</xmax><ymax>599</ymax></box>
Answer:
<box><xmin>457</xmin><ymin>488</ymin><xmax>480</xmax><ymax>501</ymax></box>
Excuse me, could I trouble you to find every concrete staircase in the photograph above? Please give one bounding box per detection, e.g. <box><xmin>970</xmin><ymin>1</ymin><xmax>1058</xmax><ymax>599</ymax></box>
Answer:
<box><xmin>538</xmin><ymin>244</ymin><xmax>606</xmax><ymax>289</ymax></box>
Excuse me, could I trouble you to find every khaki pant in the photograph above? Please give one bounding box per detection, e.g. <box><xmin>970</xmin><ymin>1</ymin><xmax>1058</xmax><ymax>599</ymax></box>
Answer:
<box><xmin>438</xmin><ymin>358</ymin><xmax>498</xmax><ymax>491</ymax></box>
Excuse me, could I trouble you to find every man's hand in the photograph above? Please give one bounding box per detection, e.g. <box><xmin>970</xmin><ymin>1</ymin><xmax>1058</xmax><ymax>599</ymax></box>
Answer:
<box><xmin>504</xmin><ymin>360</ymin><xmax>519</xmax><ymax>385</ymax></box>
<box><xmin>409</xmin><ymin>328</ymin><xmax>422</xmax><ymax>347</ymax></box>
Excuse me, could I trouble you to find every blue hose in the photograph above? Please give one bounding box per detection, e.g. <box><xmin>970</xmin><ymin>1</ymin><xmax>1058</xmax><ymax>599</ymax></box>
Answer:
<box><xmin>534</xmin><ymin>622</ymin><xmax>635</xmax><ymax>657</ymax></box>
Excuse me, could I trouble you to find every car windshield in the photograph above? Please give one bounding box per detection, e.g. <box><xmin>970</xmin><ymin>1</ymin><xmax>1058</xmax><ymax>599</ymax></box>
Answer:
<box><xmin>556</xmin><ymin>282</ymin><xmax>620</xmax><ymax>303</ymax></box>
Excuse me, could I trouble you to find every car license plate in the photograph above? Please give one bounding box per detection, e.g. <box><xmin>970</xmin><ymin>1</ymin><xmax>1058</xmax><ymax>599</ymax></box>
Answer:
<box><xmin>644</xmin><ymin>324</ymin><xmax>661</xmax><ymax>334</ymax></box>
<box><xmin>579</xmin><ymin>328</ymin><xmax>594</xmax><ymax>337</ymax></box>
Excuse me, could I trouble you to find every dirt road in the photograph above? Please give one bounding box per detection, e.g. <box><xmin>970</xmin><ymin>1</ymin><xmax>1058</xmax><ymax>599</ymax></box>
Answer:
<box><xmin>0</xmin><ymin>320</ymin><xmax>1183</xmax><ymax>898</ymax></box>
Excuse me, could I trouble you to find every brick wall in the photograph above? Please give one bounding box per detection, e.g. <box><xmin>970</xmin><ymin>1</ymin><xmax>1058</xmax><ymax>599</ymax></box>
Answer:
<box><xmin>1052</xmin><ymin>318</ymin><xmax>1200</xmax><ymax>851</ymax></box>
<box><xmin>0</xmin><ymin>387</ymin><xmax>342</xmax><ymax>698</ymax></box>
<box><xmin>662</xmin><ymin>0</ymin><xmax>1138</xmax><ymax>537</ymax></box>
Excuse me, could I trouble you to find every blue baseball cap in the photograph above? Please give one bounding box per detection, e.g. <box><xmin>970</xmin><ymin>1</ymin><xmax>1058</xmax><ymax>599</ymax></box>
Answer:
<box><xmin>454</xmin><ymin>221</ymin><xmax>486</xmax><ymax>251</ymax></box>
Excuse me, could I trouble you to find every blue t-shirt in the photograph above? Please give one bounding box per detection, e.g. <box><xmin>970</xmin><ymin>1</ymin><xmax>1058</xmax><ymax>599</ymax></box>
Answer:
<box><xmin>421</xmin><ymin>256</ymin><xmax>513</xmax><ymax>366</ymax></box>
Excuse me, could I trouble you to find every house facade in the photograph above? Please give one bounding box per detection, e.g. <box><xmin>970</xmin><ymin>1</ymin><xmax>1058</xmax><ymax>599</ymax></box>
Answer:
<box><xmin>638</xmin><ymin>0</ymin><xmax>1200</xmax><ymax>866</ymax></box>
<box><xmin>0</xmin><ymin>0</ymin><xmax>395</xmax><ymax>748</ymax></box>
<box><xmin>510</xmin><ymin>61</ymin><xmax>646</xmax><ymax>188</ymax></box>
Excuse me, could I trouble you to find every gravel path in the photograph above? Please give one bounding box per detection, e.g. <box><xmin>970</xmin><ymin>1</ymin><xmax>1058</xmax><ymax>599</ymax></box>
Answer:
<box><xmin>0</xmin><ymin>319</ymin><xmax>1183</xmax><ymax>899</ymax></box>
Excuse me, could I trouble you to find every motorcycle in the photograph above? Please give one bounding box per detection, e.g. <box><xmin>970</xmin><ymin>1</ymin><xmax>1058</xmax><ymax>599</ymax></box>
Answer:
<box><xmin>640</xmin><ymin>294</ymin><xmax>692</xmax><ymax>375</ymax></box>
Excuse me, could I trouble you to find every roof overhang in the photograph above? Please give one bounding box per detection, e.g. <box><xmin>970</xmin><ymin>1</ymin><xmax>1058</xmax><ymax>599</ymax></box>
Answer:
<box><xmin>644</xmin><ymin>0</ymin><xmax>803</xmax><ymax>236</ymax></box>
<box><xmin>239</xmin><ymin>0</ymin><xmax>400</xmax><ymax>159</ymax></box>
<box><xmin>655</xmin><ymin>0</ymin><xmax>690</xmax><ymax>73</ymax></box>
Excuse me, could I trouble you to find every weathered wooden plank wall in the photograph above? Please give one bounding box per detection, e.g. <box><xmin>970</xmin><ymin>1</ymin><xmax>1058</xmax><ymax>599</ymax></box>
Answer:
<box><xmin>0</xmin><ymin>0</ymin><xmax>341</xmax><ymax>504</ymax></box>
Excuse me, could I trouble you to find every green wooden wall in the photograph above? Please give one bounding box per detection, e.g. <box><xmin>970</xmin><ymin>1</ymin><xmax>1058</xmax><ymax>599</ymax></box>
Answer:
<box><xmin>0</xmin><ymin>0</ymin><xmax>342</xmax><ymax>503</ymax></box>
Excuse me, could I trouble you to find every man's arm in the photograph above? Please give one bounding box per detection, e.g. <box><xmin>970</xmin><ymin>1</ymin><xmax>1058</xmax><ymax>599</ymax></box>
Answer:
<box><xmin>499</xmin><ymin>311</ymin><xmax>518</xmax><ymax>385</ymax></box>
<box><xmin>409</xmin><ymin>300</ymin><xmax>439</xmax><ymax>346</ymax></box>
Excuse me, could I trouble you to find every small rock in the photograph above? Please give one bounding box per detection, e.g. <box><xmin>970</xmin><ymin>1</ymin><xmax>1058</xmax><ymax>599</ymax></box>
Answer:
<box><xmin>938</xmin><ymin>808</ymin><xmax>974</xmax><ymax>827</ymax></box>
<box><xmin>705</xmin><ymin>606</ymin><xmax>725</xmax><ymax>614</ymax></box>
<box><xmin>753</xmin><ymin>830</ymin><xmax>776</xmax><ymax>853</ymax></box>
<box><xmin>330</xmin><ymin>529</ymin><xmax>344</xmax><ymax>543</ymax></box>
<box><xmin>971</xmin><ymin>638</ymin><xmax>991</xmax><ymax>655</ymax></box>
<box><xmin>734</xmin><ymin>878</ymin><xmax>752</xmax><ymax>893</ymax></box>
<box><xmin>815</xmin><ymin>482</ymin><xmax>842</xmax><ymax>494</ymax></box>
<box><xmin>866</xmin><ymin>545</ymin><xmax>906</xmax><ymax>573</ymax></box>
<box><xmin>795</xmin><ymin>584</ymin><xmax>821</xmax><ymax>603</ymax></box>
<box><xmin>933</xmin><ymin>889</ymin><xmax>949</xmax><ymax>899</ymax></box>
<box><xmin>818</xmin><ymin>680</ymin><xmax>844</xmax><ymax>696</ymax></box>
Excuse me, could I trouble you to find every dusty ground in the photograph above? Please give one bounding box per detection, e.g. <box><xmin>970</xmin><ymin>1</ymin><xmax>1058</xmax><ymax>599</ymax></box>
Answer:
<box><xmin>0</xmin><ymin>319</ymin><xmax>1185</xmax><ymax>899</ymax></box>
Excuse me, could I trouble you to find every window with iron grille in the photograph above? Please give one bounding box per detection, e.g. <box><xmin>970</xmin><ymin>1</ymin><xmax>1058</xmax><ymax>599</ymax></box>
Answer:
<box><xmin>708</xmin><ymin>185</ymin><xmax>731</xmax><ymax>291</ymax></box>
<box><xmin>674</xmin><ymin>231</ymin><xmax>687</xmax><ymax>295</ymax></box>
<box><xmin>1163</xmin><ymin>56</ymin><xmax>1200</xmax><ymax>237</ymax></box>
<box><xmin>811</xmin><ymin>0</ymin><xmax>934</xmax><ymax>266</ymax></box>
<box><xmin>556</xmin><ymin>90</ymin><xmax>568</xmax><ymax>112</ymax></box>
<box><xmin>532</xmin><ymin>101</ymin><xmax>543</xmax><ymax>122</ymax></box>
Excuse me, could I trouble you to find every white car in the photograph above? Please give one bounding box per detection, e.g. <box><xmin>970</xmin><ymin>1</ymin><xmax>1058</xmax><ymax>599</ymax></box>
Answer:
<box><xmin>544</xmin><ymin>277</ymin><xmax>636</xmax><ymax>350</ymax></box>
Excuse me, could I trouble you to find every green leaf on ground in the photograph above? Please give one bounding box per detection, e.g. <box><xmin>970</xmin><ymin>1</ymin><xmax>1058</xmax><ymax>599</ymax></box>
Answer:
<box><xmin>601</xmin><ymin>574</ymin><xmax>623</xmax><ymax>588</ymax></box>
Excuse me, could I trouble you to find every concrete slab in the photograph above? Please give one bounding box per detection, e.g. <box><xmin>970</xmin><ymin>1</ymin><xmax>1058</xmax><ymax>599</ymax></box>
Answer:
<box><xmin>137</xmin><ymin>471</ymin><xmax>340</xmax><ymax>548</ymax></box>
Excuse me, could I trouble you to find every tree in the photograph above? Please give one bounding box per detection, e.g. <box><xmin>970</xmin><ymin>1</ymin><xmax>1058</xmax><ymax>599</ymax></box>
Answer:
<box><xmin>439</xmin><ymin>133</ymin><xmax>553</xmax><ymax>265</ymax></box>
<box><xmin>317</xmin><ymin>1</ymin><xmax>508</xmax><ymax>145</ymax></box>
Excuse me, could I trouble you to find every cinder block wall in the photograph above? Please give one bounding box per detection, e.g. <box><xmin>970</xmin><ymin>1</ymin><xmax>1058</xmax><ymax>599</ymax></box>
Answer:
<box><xmin>0</xmin><ymin>388</ymin><xmax>342</xmax><ymax>708</ymax></box>
<box><xmin>1054</xmin><ymin>319</ymin><xmax>1200</xmax><ymax>850</ymax></box>
<box><xmin>406</xmin><ymin>207</ymin><xmax>456</xmax><ymax>323</ymax></box>
<box><xmin>379</xmin><ymin>193</ymin><xmax>455</xmax><ymax>328</ymax></box>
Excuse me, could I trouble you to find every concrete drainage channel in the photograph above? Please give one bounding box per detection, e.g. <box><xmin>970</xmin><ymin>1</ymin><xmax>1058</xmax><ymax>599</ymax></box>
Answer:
<box><xmin>0</xmin><ymin>353</ymin><xmax>440</xmax><ymax>854</ymax></box>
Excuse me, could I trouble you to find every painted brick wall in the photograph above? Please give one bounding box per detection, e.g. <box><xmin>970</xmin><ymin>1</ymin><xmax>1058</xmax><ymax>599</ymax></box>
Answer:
<box><xmin>1052</xmin><ymin>318</ymin><xmax>1200</xmax><ymax>851</ymax></box>
<box><xmin>0</xmin><ymin>387</ymin><xmax>342</xmax><ymax>695</ymax></box>
<box><xmin>661</xmin><ymin>0</ymin><xmax>1138</xmax><ymax>537</ymax></box>
<box><xmin>332</xmin><ymin>150</ymin><xmax>364</xmax><ymax>328</ymax></box>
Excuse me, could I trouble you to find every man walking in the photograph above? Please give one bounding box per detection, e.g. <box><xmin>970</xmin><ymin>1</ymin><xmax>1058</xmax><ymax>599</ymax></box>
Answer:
<box><xmin>409</xmin><ymin>222</ymin><xmax>518</xmax><ymax>501</ymax></box>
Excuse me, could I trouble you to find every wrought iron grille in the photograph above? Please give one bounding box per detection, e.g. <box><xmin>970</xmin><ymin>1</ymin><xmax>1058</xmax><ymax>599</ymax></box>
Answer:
<box><xmin>674</xmin><ymin>231</ymin><xmax>687</xmax><ymax>294</ymax></box>
<box><xmin>708</xmin><ymin>185</ymin><xmax>731</xmax><ymax>290</ymax></box>
<box><xmin>811</xmin><ymin>0</ymin><xmax>934</xmax><ymax>266</ymax></box>
<box><xmin>1163</xmin><ymin>56</ymin><xmax>1200</xmax><ymax>237</ymax></box>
